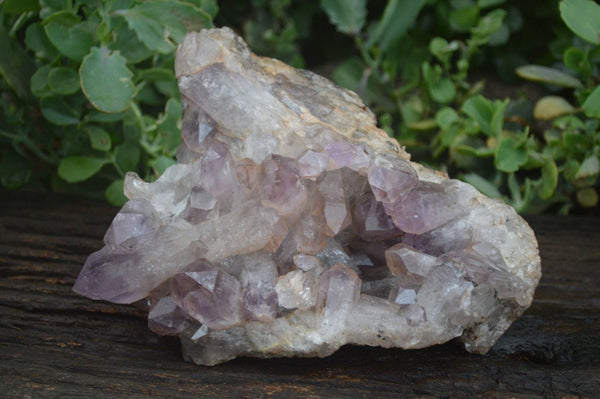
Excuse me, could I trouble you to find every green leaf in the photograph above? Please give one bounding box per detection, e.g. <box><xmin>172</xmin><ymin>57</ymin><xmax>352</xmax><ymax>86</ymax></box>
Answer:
<box><xmin>115</xmin><ymin>0</ymin><xmax>213</xmax><ymax>54</ymax></box>
<box><xmin>449</xmin><ymin>5</ymin><xmax>479</xmax><ymax>32</ymax></box>
<box><xmin>333</xmin><ymin>58</ymin><xmax>363</xmax><ymax>91</ymax></box>
<box><xmin>40</xmin><ymin>96</ymin><xmax>80</xmax><ymax>125</ymax></box>
<box><xmin>137</xmin><ymin>68</ymin><xmax>177</xmax><ymax>97</ymax></box>
<box><xmin>25</xmin><ymin>22</ymin><xmax>58</xmax><ymax>60</ymax></box>
<box><xmin>495</xmin><ymin>138</ymin><xmax>528</xmax><ymax>172</ymax></box>
<box><xmin>533</xmin><ymin>96</ymin><xmax>574</xmax><ymax>120</ymax></box>
<box><xmin>115</xmin><ymin>142</ymin><xmax>141</xmax><ymax>173</ymax></box>
<box><xmin>462</xmin><ymin>95</ymin><xmax>508</xmax><ymax>137</ymax></box>
<box><xmin>88</xmin><ymin>110</ymin><xmax>127</xmax><ymax>123</ymax></box>
<box><xmin>44</xmin><ymin>20</ymin><xmax>95</xmax><ymax>62</ymax></box>
<box><xmin>320</xmin><ymin>0</ymin><xmax>367</xmax><ymax>34</ymax></box>
<box><xmin>576</xmin><ymin>188</ymin><xmax>599</xmax><ymax>208</ymax></box>
<box><xmin>0</xmin><ymin>150</ymin><xmax>32</xmax><ymax>189</ymax></box>
<box><xmin>422</xmin><ymin>63</ymin><xmax>456</xmax><ymax>104</ymax></box>
<box><xmin>0</xmin><ymin>26</ymin><xmax>35</xmax><ymax>101</ymax></box>
<box><xmin>582</xmin><ymin>85</ymin><xmax>600</xmax><ymax>118</ymax></box>
<box><xmin>157</xmin><ymin>99</ymin><xmax>183</xmax><ymax>153</ymax></box>
<box><xmin>80</xmin><ymin>47</ymin><xmax>137</xmax><ymax>113</ymax></box>
<box><xmin>436</xmin><ymin>107</ymin><xmax>459</xmax><ymax>130</ymax></box>
<box><xmin>559</xmin><ymin>0</ymin><xmax>600</xmax><ymax>44</ymax></box>
<box><xmin>137</xmin><ymin>68</ymin><xmax>175</xmax><ymax>82</ymax></box>
<box><xmin>150</xmin><ymin>156</ymin><xmax>176</xmax><ymax>175</ymax></box>
<box><xmin>87</xmin><ymin>126</ymin><xmax>112</xmax><ymax>151</ymax></box>
<box><xmin>105</xmin><ymin>179</ymin><xmax>127</xmax><ymax>206</ymax></box>
<box><xmin>539</xmin><ymin>158</ymin><xmax>558</xmax><ymax>199</ymax></box>
<box><xmin>438</xmin><ymin>124</ymin><xmax>462</xmax><ymax>147</ymax></box>
<box><xmin>431</xmin><ymin>78</ymin><xmax>456</xmax><ymax>104</ymax></box>
<box><xmin>4</xmin><ymin>0</ymin><xmax>40</xmax><ymax>13</ymax></box>
<box><xmin>515</xmin><ymin>65</ymin><xmax>583</xmax><ymax>88</ymax></box>
<box><xmin>109</xmin><ymin>18</ymin><xmax>154</xmax><ymax>64</ymax></box>
<box><xmin>563</xmin><ymin>47</ymin><xmax>586</xmax><ymax>72</ymax></box>
<box><xmin>40</xmin><ymin>0</ymin><xmax>65</xmax><ymax>19</ymax></box>
<box><xmin>461</xmin><ymin>173</ymin><xmax>502</xmax><ymax>198</ymax></box>
<box><xmin>477</xmin><ymin>0</ymin><xmax>505</xmax><ymax>8</ymax></box>
<box><xmin>487</xmin><ymin>23</ymin><xmax>509</xmax><ymax>46</ymax></box>
<box><xmin>30</xmin><ymin>65</ymin><xmax>53</xmax><ymax>98</ymax></box>
<box><xmin>367</xmin><ymin>0</ymin><xmax>426</xmax><ymax>52</ymax></box>
<box><xmin>429</xmin><ymin>37</ymin><xmax>459</xmax><ymax>64</ymax></box>
<box><xmin>471</xmin><ymin>8</ymin><xmax>506</xmax><ymax>39</ymax></box>
<box><xmin>58</xmin><ymin>156</ymin><xmax>108</xmax><ymax>183</ymax></box>
<box><xmin>507</xmin><ymin>172</ymin><xmax>521</xmax><ymax>204</ymax></box>
<box><xmin>48</xmin><ymin>67</ymin><xmax>80</xmax><ymax>95</ymax></box>
<box><xmin>462</xmin><ymin>95</ymin><xmax>494</xmax><ymax>130</ymax></box>
<box><xmin>405</xmin><ymin>119</ymin><xmax>438</xmax><ymax>130</ymax></box>
<box><xmin>197</xmin><ymin>0</ymin><xmax>219</xmax><ymax>18</ymax></box>
<box><xmin>575</xmin><ymin>155</ymin><xmax>600</xmax><ymax>179</ymax></box>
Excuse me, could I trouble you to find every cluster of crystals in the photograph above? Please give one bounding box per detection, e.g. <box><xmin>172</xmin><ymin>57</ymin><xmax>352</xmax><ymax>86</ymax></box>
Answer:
<box><xmin>73</xmin><ymin>28</ymin><xmax>540</xmax><ymax>366</ymax></box>
<box><xmin>74</xmin><ymin>132</ymin><xmax>529</xmax><ymax>364</ymax></box>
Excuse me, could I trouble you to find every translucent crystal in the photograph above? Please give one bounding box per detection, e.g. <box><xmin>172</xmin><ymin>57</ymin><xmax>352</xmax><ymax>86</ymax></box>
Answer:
<box><xmin>74</xmin><ymin>27</ymin><xmax>541</xmax><ymax>366</ymax></box>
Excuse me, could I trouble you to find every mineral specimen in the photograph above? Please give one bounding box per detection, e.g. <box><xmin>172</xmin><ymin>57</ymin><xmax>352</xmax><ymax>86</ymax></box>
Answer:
<box><xmin>74</xmin><ymin>27</ymin><xmax>541</xmax><ymax>366</ymax></box>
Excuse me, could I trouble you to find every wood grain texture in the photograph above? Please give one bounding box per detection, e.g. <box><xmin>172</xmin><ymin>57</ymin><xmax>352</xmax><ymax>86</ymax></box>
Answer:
<box><xmin>1</xmin><ymin>190</ymin><xmax>599</xmax><ymax>398</ymax></box>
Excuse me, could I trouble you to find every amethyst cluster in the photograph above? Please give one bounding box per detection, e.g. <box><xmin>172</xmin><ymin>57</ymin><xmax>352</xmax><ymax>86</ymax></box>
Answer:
<box><xmin>74</xmin><ymin>28</ymin><xmax>541</xmax><ymax>365</ymax></box>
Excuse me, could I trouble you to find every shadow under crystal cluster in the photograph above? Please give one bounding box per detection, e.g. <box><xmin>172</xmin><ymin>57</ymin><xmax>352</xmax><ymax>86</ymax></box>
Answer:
<box><xmin>74</xmin><ymin>27</ymin><xmax>541</xmax><ymax>366</ymax></box>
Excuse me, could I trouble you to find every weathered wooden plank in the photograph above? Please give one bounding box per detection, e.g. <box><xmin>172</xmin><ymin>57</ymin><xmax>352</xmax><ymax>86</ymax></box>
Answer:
<box><xmin>1</xmin><ymin>190</ymin><xmax>599</xmax><ymax>398</ymax></box>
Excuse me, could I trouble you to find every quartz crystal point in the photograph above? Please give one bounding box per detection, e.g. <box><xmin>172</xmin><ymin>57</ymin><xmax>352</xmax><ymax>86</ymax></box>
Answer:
<box><xmin>74</xmin><ymin>27</ymin><xmax>541</xmax><ymax>366</ymax></box>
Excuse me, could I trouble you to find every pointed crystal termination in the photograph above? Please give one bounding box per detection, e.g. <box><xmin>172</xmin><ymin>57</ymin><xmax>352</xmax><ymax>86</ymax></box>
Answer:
<box><xmin>74</xmin><ymin>27</ymin><xmax>541</xmax><ymax>365</ymax></box>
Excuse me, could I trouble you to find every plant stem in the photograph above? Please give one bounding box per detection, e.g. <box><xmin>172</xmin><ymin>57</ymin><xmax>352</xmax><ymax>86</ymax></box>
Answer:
<box><xmin>0</xmin><ymin>129</ymin><xmax>58</xmax><ymax>165</ymax></box>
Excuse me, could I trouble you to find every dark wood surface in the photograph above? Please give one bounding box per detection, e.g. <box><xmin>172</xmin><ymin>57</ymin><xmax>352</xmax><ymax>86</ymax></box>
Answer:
<box><xmin>1</xmin><ymin>190</ymin><xmax>599</xmax><ymax>398</ymax></box>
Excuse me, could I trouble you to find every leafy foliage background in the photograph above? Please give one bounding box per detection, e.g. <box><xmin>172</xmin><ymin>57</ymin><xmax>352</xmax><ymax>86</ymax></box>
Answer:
<box><xmin>0</xmin><ymin>0</ymin><xmax>599</xmax><ymax>214</ymax></box>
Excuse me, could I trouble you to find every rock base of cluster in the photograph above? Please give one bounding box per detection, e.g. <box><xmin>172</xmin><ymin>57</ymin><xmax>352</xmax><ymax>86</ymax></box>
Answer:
<box><xmin>74</xmin><ymin>27</ymin><xmax>541</xmax><ymax>366</ymax></box>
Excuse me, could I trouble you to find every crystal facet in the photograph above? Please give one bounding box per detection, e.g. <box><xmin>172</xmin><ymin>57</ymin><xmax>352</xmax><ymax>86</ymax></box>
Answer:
<box><xmin>74</xmin><ymin>27</ymin><xmax>541</xmax><ymax>365</ymax></box>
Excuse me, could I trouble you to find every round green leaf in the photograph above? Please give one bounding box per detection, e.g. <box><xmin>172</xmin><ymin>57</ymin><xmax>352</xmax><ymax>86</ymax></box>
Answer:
<box><xmin>449</xmin><ymin>6</ymin><xmax>479</xmax><ymax>32</ymax></box>
<box><xmin>559</xmin><ymin>0</ymin><xmax>600</xmax><ymax>44</ymax></box>
<box><xmin>575</xmin><ymin>155</ymin><xmax>600</xmax><ymax>179</ymax></box>
<box><xmin>436</xmin><ymin>107</ymin><xmax>459</xmax><ymax>130</ymax></box>
<box><xmin>563</xmin><ymin>47</ymin><xmax>585</xmax><ymax>72</ymax></box>
<box><xmin>582</xmin><ymin>85</ymin><xmax>600</xmax><ymax>118</ymax></box>
<box><xmin>495</xmin><ymin>138</ymin><xmax>527</xmax><ymax>172</ymax></box>
<box><xmin>44</xmin><ymin>20</ymin><xmax>94</xmax><ymax>62</ymax></box>
<box><xmin>516</xmin><ymin>64</ymin><xmax>582</xmax><ymax>88</ymax></box>
<box><xmin>4</xmin><ymin>0</ymin><xmax>40</xmax><ymax>13</ymax></box>
<box><xmin>576</xmin><ymin>188</ymin><xmax>598</xmax><ymax>208</ymax></box>
<box><xmin>80</xmin><ymin>47</ymin><xmax>137</xmax><ymax>113</ymax></box>
<box><xmin>87</xmin><ymin>110</ymin><xmax>127</xmax><ymax>123</ymax></box>
<box><xmin>58</xmin><ymin>156</ymin><xmax>108</xmax><ymax>183</ymax></box>
<box><xmin>87</xmin><ymin>125</ymin><xmax>112</xmax><ymax>151</ymax></box>
<box><xmin>320</xmin><ymin>0</ymin><xmax>367</xmax><ymax>34</ymax></box>
<box><xmin>48</xmin><ymin>67</ymin><xmax>80</xmax><ymax>95</ymax></box>
<box><xmin>115</xmin><ymin>142</ymin><xmax>141</xmax><ymax>173</ymax></box>
<box><xmin>533</xmin><ymin>96</ymin><xmax>574</xmax><ymax>120</ymax></box>
<box><xmin>116</xmin><ymin>1</ymin><xmax>213</xmax><ymax>54</ymax></box>
<box><xmin>40</xmin><ymin>96</ymin><xmax>80</xmax><ymax>125</ymax></box>
<box><xmin>539</xmin><ymin>158</ymin><xmax>558</xmax><ymax>200</ymax></box>
<box><xmin>109</xmin><ymin>18</ymin><xmax>154</xmax><ymax>64</ymax></box>
<box><xmin>487</xmin><ymin>23</ymin><xmax>509</xmax><ymax>46</ymax></box>
<box><xmin>25</xmin><ymin>22</ymin><xmax>58</xmax><ymax>59</ymax></box>
<box><xmin>0</xmin><ymin>150</ymin><xmax>31</xmax><ymax>189</ymax></box>
<box><xmin>30</xmin><ymin>65</ymin><xmax>52</xmax><ymax>97</ymax></box>
<box><xmin>105</xmin><ymin>179</ymin><xmax>127</xmax><ymax>206</ymax></box>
